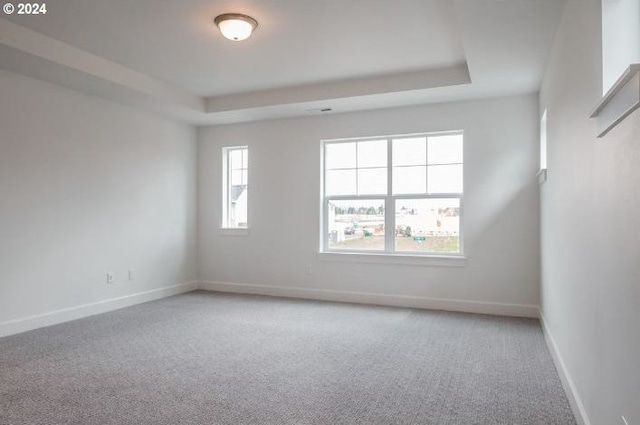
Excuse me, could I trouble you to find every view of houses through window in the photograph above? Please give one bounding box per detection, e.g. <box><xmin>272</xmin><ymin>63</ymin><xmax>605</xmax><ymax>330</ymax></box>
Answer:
<box><xmin>322</xmin><ymin>133</ymin><xmax>463</xmax><ymax>255</ymax></box>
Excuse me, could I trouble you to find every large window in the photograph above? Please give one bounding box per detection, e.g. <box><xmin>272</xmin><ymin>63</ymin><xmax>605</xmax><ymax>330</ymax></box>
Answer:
<box><xmin>222</xmin><ymin>146</ymin><xmax>248</xmax><ymax>229</ymax></box>
<box><xmin>322</xmin><ymin>132</ymin><xmax>463</xmax><ymax>256</ymax></box>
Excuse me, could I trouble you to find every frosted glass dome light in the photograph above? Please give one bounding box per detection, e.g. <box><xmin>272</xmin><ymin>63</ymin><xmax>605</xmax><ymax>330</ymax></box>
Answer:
<box><xmin>214</xmin><ymin>13</ymin><xmax>258</xmax><ymax>41</ymax></box>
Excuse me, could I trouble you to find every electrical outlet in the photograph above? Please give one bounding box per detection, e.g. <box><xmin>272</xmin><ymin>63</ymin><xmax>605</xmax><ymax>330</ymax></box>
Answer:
<box><xmin>128</xmin><ymin>270</ymin><xmax>135</xmax><ymax>281</ymax></box>
<box><xmin>106</xmin><ymin>273</ymin><xmax>115</xmax><ymax>284</ymax></box>
<box><xmin>304</xmin><ymin>266</ymin><xmax>311</xmax><ymax>276</ymax></box>
<box><xmin>622</xmin><ymin>415</ymin><xmax>629</xmax><ymax>425</ymax></box>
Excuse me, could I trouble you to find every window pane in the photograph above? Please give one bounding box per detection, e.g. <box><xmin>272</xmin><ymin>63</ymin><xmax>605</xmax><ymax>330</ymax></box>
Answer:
<box><xmin>242</xmin><ymin>149</ymin><xmax>248</xmax><ymax>168</ymax></box>
<box><xmin>229</xmin><ymin>187</ymin><xmax>248</xmax><ymax>228</ymax></box>
<box><xmin>358</xmin><ymin>168</ymin><xmax>387</xmax><ymax>195</ymax></box>
<box><xmin>230</xmin><ymin>149</ymin><xmax>243</xmax><ymax>169</ymax></box>
<box><xmin>393</xmin><ymin>166</ymin><xmax>426</xmax><ymax>195</ymax></box>
<box><xmin>326</xmin><ymin>169</ymin><xmax>356</xmax><ymax>196</ymax></box>
<box><xmin>231</xmin><ymin>170</ymin><xmax>243</xmax><ymax>186</ymax></box>
<box><xmin>392</xmin><ymin>137</ymin><xmax>426</xmax><ymax>166</ymax></box>
<box><xmin>428</xmin><ymin>135</ymin><xmax>463</xmax><ymax>165</ymax></box>
<box><xmin>395</xmin><ymin>198</ymin><xmax>460</xmax><ymax>253</ymax></box>
<box><xmin>328</xmin><ymin>200</ymin><xmax>385</xmax><ymax>251</ymax></box>
<box><xmin>427</xmin><ymin>164</ymin><xmax>463</xmax><ymax>193</ymax></box>
<box><xmin>326</xmin><ymin>142</ymin><xmax>356</xmax><ymax>169</ymax></box>
<box><xmin>357</xmin><ymin>140</ymin><xmax>387</xmax><ymax>168</ymax></box>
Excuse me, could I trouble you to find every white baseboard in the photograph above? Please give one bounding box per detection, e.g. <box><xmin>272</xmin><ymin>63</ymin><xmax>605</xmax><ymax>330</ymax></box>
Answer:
<box><xmin>0</xmin><ymin>281</ymin><xmax>198</xmax><ymax>338</ymax></box>
<box><xmin>198</xmin><ymin>281</ymin><xmax>539</xmax><ymax>318</ymax></box>
<box><xmin>539</xmin><ymin>309</ymin><xmax>591</xmax><ymax>425</ymax></box>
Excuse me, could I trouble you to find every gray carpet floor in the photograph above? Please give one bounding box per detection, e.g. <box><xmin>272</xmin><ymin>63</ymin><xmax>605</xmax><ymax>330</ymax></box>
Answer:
<box><xmin>0</xmin><ymin>291</ymin><xmax>576</xmax><ymax>425</ymax></box>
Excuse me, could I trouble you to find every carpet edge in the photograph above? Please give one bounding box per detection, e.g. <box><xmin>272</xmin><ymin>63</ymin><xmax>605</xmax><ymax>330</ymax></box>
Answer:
<box><xmin>198</xmin><ymin>280</ymin><xmax>539</xmax><ymax>318</ymax></box>
<box><xmin>0</xmin><ymin>281</ymin><xmax>198</xmax><ymax>338</ymax></box>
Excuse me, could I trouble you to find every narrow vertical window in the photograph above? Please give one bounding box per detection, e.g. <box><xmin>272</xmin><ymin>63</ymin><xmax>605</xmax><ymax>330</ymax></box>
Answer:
<box><xmin>592</xmin><ymin>0</ymin><xmax>640</xmax><ymax>137</ymax></box>
<box><xmin>601</xmin><ymin>0</ymin><xmax>640</xmax><ymax>94</ymax></box>
<box><xmin>540</xmin><ymin>109</ymin><xmax>548</xmax><ymax>171</ymax></box>
<box><xmin>222</xmin><ymin>146</ymin><xmax>248</xmax><ymax>229</ymax></box>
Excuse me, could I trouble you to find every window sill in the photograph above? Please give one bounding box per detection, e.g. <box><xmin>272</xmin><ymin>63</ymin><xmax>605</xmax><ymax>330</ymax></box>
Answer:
<box><xmin>590</xmin><ymin>64</ymin><xmax>640</xmax><ymax>137</ymax></box>
<box><xmin>317</xmin><ymin>252</ymin><xmax>467</xmax><ymax>267</ymax></box>
<box><xmin>219</xmin><ymin>227</ymin><xmax>251</xmax><ymax>236</ymax></box>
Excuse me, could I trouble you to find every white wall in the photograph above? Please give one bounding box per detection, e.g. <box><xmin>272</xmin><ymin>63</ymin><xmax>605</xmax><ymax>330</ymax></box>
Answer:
<box><xmin>198</xmin><ymin>94</ymin><xmax>541</xmax><ymax>314</ymax></box>
<box><xmin>0</xmin><ymin>70</ymin><xmax>198</xmax><ymax>328</ymax></box>
<box><xmin>540</xmin><ymin>1</ymin><xmax>640</xmax><ymax>424</ymax></box>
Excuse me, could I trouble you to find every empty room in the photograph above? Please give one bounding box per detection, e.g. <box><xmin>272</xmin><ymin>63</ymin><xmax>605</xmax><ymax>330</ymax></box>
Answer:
<box><xmin>1</xmin><ymin>0</ymin><xmax>638</xmax><ymax>424</ymax></box>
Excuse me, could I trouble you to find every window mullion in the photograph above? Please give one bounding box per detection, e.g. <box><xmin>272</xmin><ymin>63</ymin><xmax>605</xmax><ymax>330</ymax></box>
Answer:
<box><xmin>226</xmin><ymin>152</ymin><xmax>231</xmax><ymax>227</ymax></box>
<box><xmin>323</xmin><ymin>199</ymin><xmax>329</xmax><ymax>252</ymax></box>
<box><xmin>425</xmin><ymin>137</ymin><xmax>429</xmax><ymax>196</ymax></box>
<box><xmin>385</xmin><ymin>138</ymin><xmax>394</xmax><ymax>253</ymax></box>
<box><xmin>355</xmin><ymin>143</ymin><xmax>359</xmax><ymax>196</ymax></box>
<box><xmin>458</xmin><ymin>195</ymin><xmax>464</xmax><ymax>256</ymax></box>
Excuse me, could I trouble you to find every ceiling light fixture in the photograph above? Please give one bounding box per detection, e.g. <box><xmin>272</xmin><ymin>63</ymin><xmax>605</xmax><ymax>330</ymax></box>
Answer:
<box><xmin>214</xmin><ymin>13</ymin><xmax>258</xmax><ymax>41</ymax></box>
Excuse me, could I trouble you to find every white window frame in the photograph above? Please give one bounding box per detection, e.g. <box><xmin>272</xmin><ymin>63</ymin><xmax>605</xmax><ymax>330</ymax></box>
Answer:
<box><xmin>538</xmin><ymin>110</ymin><xmax>548</xmax><ymax>184</ymax></box>
<box><xmin>601</xmin><ymin>0</ymin><xmax>639</xmax><ymax>95</ymax></box>
<box><xmin>591</xmin><ymin>0</ymin><xmax>640</xmax><ymax>137</ymax></box>
<box><xmin>221</xmin><ymin>146</ymin><xmax>249</xmax><ymax>232</ymax></box>
<box><xmin>320</xmin><ymin>131</ymin><xmax>464</xmax><ymax>258</ymax></box>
